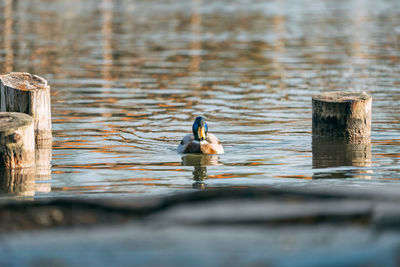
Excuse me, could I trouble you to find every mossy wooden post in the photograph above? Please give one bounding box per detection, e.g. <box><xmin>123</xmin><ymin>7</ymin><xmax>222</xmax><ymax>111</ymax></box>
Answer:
<box><xmin>312</xmin><ymin>92</ymin><xmax>371</xmax><ymax>141</ymax></box>
<box><xmin>0</xmin><ymin>112</ymin><xmax>35</xmax><ymax>169</ymax></box>
<box><xmin>0</xmin><ymin>72</ymin><xmax>52</xmax><ymax>142</ymax></box>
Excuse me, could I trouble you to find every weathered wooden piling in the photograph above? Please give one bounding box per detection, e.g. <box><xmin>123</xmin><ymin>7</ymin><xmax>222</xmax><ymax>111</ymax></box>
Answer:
<box><xmin>0</xmin><ymin>112</ymin><xmax>35</xmax><ymax>169</ymax></box>
<box><xmin>312</xmin><ymin>92</ymin><xmax>371</xmax><ymax>141</ymax></box>
<box><xmin>312</xmin><ymin>92</ymin><xmax>372</xmax><ymax>178</ymax></box>
<box><xmin>0</xmin><ymin>72</ymin><xmax>52</xmax><ymax>141</ymax></box>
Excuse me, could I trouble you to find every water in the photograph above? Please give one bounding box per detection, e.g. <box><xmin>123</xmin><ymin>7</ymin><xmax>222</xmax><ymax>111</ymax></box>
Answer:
<box><xmin>0</xmin><ymin>0</ymin><xmax>399</xmax><ymax>199</ymax></box>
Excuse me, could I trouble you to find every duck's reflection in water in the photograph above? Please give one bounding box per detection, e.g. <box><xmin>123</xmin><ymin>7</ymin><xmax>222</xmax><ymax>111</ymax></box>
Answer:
<box><xmin>181</xmin><ymin>154</ymin><xmax>221</xmax><ymax>189</ymax></box>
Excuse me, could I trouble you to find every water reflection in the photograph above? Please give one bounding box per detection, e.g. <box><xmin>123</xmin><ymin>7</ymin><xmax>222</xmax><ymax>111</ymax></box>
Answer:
<box><xmin>189</xmin><ymin>0</ymin><xmax>202</xmax><ymax>75</ymax></box>
<box><xmin>3</xmin><ymin>0</ymin><xmax>14</xmax><ymax>73</ymax></box>
<box><xmin>0</xmin><ymin>167</ymin><xmax>36</xmax><ymax>199</ymax></box>
<box><xmin>101</xmin><ymin>0</ymin><xmax>113</xmax><ymax>83</ymax></box>
<box><xmin>312</xmin><ymin>138</ymin><xmax>372</xmax><ymax>179</ymax></box>
<box><xmin>0</xmin><ymin>0</ymin><xmax>399</xmax><ymax>197</ymax></box>
<box><xmin>35</xmin><ymin>140</ymin><xmax>52</xmax><ymax>194</ymax></box>
<box><xmin>181</xmin><ymin>154</ymin><xmax>221</xmax><ymax>189</ymax></box>
<box><xmin>0</xmin><ymin>141</ymin><xmax>52</xmax><ymax>199</ymax></box>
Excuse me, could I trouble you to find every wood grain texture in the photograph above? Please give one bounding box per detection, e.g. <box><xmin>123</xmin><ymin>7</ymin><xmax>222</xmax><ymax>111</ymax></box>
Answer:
<box><xmin>0</xmin><ymin>112</ymin><xmax>35</xmax><ymax>169</ymax></box>
<box><xmin>312</xmin><ymin>92</ymin><xmax>372</xmax><ymax>141</ymax></box>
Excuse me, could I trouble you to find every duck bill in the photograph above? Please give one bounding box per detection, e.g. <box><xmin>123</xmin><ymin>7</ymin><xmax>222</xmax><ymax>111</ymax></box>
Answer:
<box><xmin>198</xmin><ymin>126</ymin><xmax>206</xmax><ymax>141</ymax></box>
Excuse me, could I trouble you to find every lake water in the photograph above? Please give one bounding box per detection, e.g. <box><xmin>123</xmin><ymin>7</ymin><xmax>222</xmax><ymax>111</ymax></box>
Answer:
<box><xmin>0</xmin><ymin>0</ymin><xmax>399</xmax><ymax>199</ymax></box>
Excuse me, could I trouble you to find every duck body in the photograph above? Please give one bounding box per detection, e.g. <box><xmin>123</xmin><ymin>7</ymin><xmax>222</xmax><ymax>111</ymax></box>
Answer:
<box><xmin>177</xmin><ymin>117</ymin><xmax>224</xmax><ymax>155</ymax></box>
<box><xmin>178</xmin><ymin>133</ymin><xmax>224</xmax><ymax>154</ymax></box>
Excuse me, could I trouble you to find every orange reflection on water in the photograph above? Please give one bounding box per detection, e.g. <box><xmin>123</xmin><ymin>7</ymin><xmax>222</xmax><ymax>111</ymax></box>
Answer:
<box><xmin>1</xmin><ymin>0</ymin><xmax>399</xmax><ymax>197</ymax></box>
<box><xmin>208</xmin><ymin>174</ymin><xmax>241</xmax><ymax>179</ymax></box>
<box><xmin>275</xmin><ymin>175</ymin><xmax>312</xmax><ymax>180</ymax></box>
<box><xmin>56</xmin><ymin>185</ymin><xmax>107</xmax><ymax>192</ymax></box>
<box><xmin>375</xmin><ymin>153</ymin><xmax>400</xmax><ymax>159</ymax></box>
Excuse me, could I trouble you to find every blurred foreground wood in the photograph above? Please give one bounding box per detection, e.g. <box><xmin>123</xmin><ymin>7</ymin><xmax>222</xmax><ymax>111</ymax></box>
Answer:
<box><xmin>0</xmin><ymin>186</ymin><xmax>400</xmax><ymax>232</ymax></box>
<box><xmin>1</xmin><ymin>187</ymin><xmax>400</xmax><ymax>266</ymax></box>
<box><xmin>0</xmin><ymin>72</ymin><xmax>52</xmax><ymax>141</ymax></box>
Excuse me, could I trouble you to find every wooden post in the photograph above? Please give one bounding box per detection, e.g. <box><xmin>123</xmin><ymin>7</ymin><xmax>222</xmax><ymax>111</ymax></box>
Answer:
<box><xmin>312</xmin><ymin>92</ymin><xmax>372</xmax><ymax>178</ymax></box>
<box><xmin>0</xmin><ymin>112</ymin><xmax>35</xmax><ymax>169</ymax></box>
<box><xmin>312</xmin><ymin>92</ymin><xmax>371</xmax><ymax>141</ymax></box>
<box><xmin>0</xmin><ymin>72</ymin><xmax>52</xmax><ymax>141</ymax></box>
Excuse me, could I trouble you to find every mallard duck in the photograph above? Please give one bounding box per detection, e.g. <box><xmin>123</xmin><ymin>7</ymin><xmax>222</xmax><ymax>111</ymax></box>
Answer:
<box><xmin>177</xmin><ymin>116</ymin><xmax>224</xmax><ymax>154</ymax></box>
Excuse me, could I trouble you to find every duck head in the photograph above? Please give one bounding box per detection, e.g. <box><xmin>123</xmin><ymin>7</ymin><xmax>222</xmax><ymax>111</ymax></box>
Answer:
<box><xmin>192</xmin><ymin>116</ymin><xmax>208</xmax><ymax>141</ymax></box>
